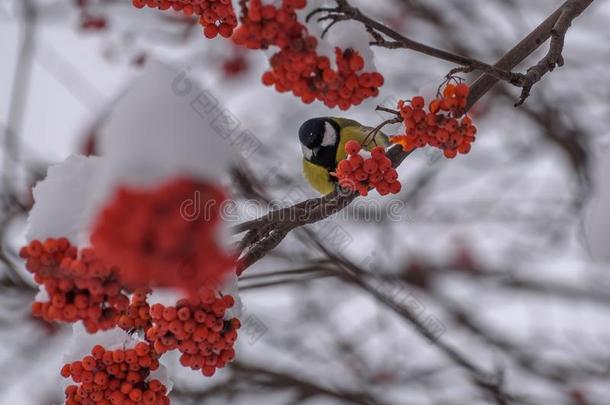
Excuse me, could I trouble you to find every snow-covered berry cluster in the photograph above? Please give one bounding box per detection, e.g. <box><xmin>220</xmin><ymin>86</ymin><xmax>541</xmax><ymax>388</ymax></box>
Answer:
<box><xmin>21</xmin><ymin>239</ymin><xmax>130</xmax><ymax>333</ymax></box>
<box><xmin>61</xmin><ymin>342</ymin><xmax>170</xmax><ymax>405</ymax></box>
<box><xmin>19</xmin><ymin>65</ymin><xmax>244</xmax><ymax>404</ymax></box>
<box><xmin>132</xmin><ymin>0</ymin><xmax>238</xmax><ymax>39</ymax></box>
<box><xmin>334</xmin><ymin>140</ymin><xmax>401</xmax><ymax>197</ymax></box>
<box><xmin>391</xmin><ymin>83</ymin><xmax>477</xmax><ymax>159</ymax></box>
<box><xmin>91</xmin><ymin>178</ymin><xmax>235</xmax><ymax>298</ymax></box>
<box><xmin>147</xmin><ymin>288</ymin><xmax>240</xmax><ymax>377</ymax></box>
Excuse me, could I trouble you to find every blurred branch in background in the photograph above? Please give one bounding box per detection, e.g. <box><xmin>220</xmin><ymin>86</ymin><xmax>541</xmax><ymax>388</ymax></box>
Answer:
<box><xmin>2</xmin><ymin>0</ymin><xmax>35</xmax><ymax>198</ymax></box>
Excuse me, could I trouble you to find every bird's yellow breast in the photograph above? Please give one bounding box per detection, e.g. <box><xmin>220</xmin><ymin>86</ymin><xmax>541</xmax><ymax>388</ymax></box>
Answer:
<box><xmin>302</xmin><ymin>158</ymin><xmax>335</xmax><ymax>195</ymax></box>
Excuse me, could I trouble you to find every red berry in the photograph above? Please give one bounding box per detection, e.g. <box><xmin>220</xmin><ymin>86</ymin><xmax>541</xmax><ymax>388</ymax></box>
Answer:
<box><xmin>389</xmin><ymin>181</ymin><xmax>402</xmax><ymax>194</ymax></box>
<box><xmin>370</xmin><ymin>147</ymin><xmax>386</xmax><ymax>160</ymax></box>
<box><xmin>363</xmin><ymin>159</ymin><xmax>378</xmax><ymax>174</ymax></box>
<box><xmin>455</xmin><ymin>83</ymin><xmax>469</xmax><ymax>98</ymax></box>
<box><xmin>345</xmin><ymin>140</ymin><xmax>361</xmax><ymax>155</ymax></box>
<box><xmin>411</xmin><ymin>96</ymin><xmax>425</xmax><ymax>109</ymax></box>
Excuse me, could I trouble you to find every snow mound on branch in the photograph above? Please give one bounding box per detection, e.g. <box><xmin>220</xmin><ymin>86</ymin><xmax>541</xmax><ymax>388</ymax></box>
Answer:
<box><xmin>83</xmin><ymin>60</ymin><xmax>236</xmax><ymax>248</ymax></box>
<box><xmin>232</xmin><ymin>0</ymin><xmax>245</xmax><ymax>16</ymax></box>
<box><xmin>97</xmin><ymin>60</ymin><xmax>235</xmax><ymax>190</ymax></box>
<box><xmin>26</xmin><ymin>155</ymin><xmax>103</xmax><ymax>245</ymax></box>
<box><xmin>583</xmin><ymin>145</ymin><xmax>610</xmax><ymax>263</ymax></box>
<box><xmin>34</xmin><ymin>286</ymin><xmax>49</xmax><ymax>302</ymax></box>
<box><xmin>325</xmin><ymin>20</ymin><xmax>377</xmax><ymax>71</ymax></box>
<box><xmin>147</xmin><ymin>288</ymin><xmax>186</xmax><ymax>307</ymax></box>
<box><xmin>63</xmin><ymin>324</ymin><xmax>137</xmax><ymax>363</ymax></box>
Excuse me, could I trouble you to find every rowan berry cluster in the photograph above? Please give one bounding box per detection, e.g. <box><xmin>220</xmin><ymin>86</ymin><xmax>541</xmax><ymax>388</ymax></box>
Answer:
<box><xmin>131</xmin><ymin>0</ymin><xmax>238</xmax><ymax>39</ymax></box>
<box><xmin>129</xmin><ymin>0</ymin><xmax>384</xmax><ymax>109</ymax></box>
<box><xmin>391</xmin><ymin>83</ymin><xmax>477</xmax><ymax>159</ymax></box>
<box><xmin>20</xmin><ymin>239</ymin><xmax>130</xmax><ymax>333</ymax></box>
<box><xmin>262</xmin><ymin>47</ymin><xmax>384</xmax><ymax>110</ymax></box>
<box><xmin>118</xmin><ymin>289</ymin><xmax>153</xmax><ymax>332</ymax></box>
<box><xmin>91</xmin><ymin>178</ymin><xmax>235</xmax><ymax>298</ymax></box>
<box><xmin>232</xmin><ymin>0</ymin><xmax>307</xmax><ymax>50</ymax></box>
<box><xmin>232</xmin><ymin>0</ymin><xmax>383</xmax><ymax>109</ymax></box>
<box><xmin>61</xmin><ymin>342</ymin><xmax>170</xmax><ymax>405</ymax></box>
<box><xmin>146</xmin><ymin>288</ymin><xmax>240</xmax><ymax>377</ymax></box>
<box><xmin>334</xmin><ymin>140</ymin><xmax>401</xmax><ymax>197</ymax></box>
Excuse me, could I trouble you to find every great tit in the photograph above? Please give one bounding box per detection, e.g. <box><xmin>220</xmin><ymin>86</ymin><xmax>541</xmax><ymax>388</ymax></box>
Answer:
<box><xmin>299</xmin><ymin>117</ymin><xmax>389</xmax><ymax>195</ymax></box>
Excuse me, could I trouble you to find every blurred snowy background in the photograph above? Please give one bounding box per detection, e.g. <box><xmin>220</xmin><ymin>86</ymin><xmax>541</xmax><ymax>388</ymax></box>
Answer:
<box><xmin>1</xmin><ymin>0</ymin><xmax>610</xmax><ymax>404</ymax></box>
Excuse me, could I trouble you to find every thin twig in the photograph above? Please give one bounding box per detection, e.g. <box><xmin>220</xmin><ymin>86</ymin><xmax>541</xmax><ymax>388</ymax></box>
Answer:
<box><xmin>512</xmin><ymin>0</ymin><xmax>594</xmax><ymax>106</ymax></box>
<box><xmin>467</xmin><ymin>0</ymin><xmax>594</xmax><ymax>109</ymax></box>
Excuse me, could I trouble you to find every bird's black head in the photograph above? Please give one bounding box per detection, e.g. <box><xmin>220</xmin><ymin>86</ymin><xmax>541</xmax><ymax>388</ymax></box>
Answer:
<box><xmin>299</xmin><ymin>118</ymin><xmax>327</xmax><ymax>149</ymax></box>
<box><xmin>298</xmin><ymin>118</ymin><xmax>341</xmax><ymax>167</ymax></box>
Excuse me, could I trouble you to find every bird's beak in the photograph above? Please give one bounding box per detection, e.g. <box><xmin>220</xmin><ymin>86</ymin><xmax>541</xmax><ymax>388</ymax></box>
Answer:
<box><xmin>312</xmin><ymin>147</ymin><xmax>319</xmax><ymax>157</ymax></box>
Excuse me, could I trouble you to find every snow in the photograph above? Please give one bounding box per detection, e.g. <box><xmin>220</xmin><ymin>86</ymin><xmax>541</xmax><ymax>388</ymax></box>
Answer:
<box><xmin>96</xmin><ymin>59</ymin><xmax>235</xmax><ymax>190</ymax></box>
<box><xmin>63</xmin><ymin>324</ymin><xmax>137</xmax><ymax>363</ymax></box>
<box><xmin>26</xmin><ymin>155</ymin><xmax>103</xmax><ymax>245</ymax></box>
<box><xmin>147</xmin><ymin>288</ymin><xmax>187</xmax><ymax>307</ymax></box>
<box><xmin>34</xmin><ymin>285</ymin><xmax>50</xmax><ymax>302</ymax></box>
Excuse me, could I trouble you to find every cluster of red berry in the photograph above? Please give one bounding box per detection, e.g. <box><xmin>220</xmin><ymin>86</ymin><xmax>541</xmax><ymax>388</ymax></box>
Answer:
<box><xmin>129</xmin><ymin>0</ymin><xmax>384</xmax><ymax>109</ymax></box>
<box><xmin>20</xmin><ymin>239</ymin><xmax>129</xmax><ymax>333</ymax></box>
<box><xmin>146</xmin><ymin>288</ymin><xmax>240</xmax><ymax>377</ymax></box>
<box><xmin>232</xmin><ymin>0</ymin><xmax>383</xmax><ymax>109</ymax></box>
<box><xmin>232</xmin><ymin>0</ymin><xmax>307</xmax><ymax>50</ymax></box>
<box><xmin>262</xmin><ymin>48</ymin><xmax>384</xmax><ymax>110</ymax></box>
<box><xmin>391</xmin><ymin>83</ymin><xmax>477</xmax><ymax>159</ymax></box>
<box><xmin>61</xmin><ymin>343</ymin><xmax>170</xmax><ymax>405</ymax></box>
<box><xmin>132</xmin><ymin>0</ymin><xmax>238</xmax><ymax>39</ymax></box>
<box><xmin>91</xmin><ymin>178</ymin><xmax>235</xmax><ymax>298</ymax></box>
<box><xmin>334</xmin><ymin>140</ymin><xmax>401</xmax><ymax>196</ymax></box>
<box><xmin>118</xmin><ymin>289</ymin><xmax>152</xmax><ymax>332</ymax></box>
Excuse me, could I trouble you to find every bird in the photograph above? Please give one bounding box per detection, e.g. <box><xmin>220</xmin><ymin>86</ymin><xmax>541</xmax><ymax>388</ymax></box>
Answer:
<box><xmin>299</xmin><ymin>117</ymin><xmax>389</xmax><ymax>195</ymax></box>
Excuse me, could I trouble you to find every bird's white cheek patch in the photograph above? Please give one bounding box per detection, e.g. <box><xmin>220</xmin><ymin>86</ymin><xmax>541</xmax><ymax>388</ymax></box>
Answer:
<box><xmin>302</xmin><ymin>145</ymin><xmax>313</xmax><ymax>160</ymax></box>
<box><xmin>321</xmin><ymin>122</ymin><xmax>337</xmax><ymax>147</ymax></box>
